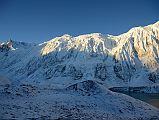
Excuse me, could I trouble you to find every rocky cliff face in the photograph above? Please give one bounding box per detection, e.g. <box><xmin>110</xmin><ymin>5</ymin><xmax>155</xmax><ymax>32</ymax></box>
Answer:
<box><xmin>0</xmin><ymin>21</ymin><xmax>159</xmax><ymax>87</ymax></box>
<box><xmin>112</xmin><ymin>21</ymin><xmax>159</xmax><ymax>85</ymax></box>
<box><xmin>0</xmin><ymin>40</ymin><xmax>13</xmax><ymax>52</ymax></box>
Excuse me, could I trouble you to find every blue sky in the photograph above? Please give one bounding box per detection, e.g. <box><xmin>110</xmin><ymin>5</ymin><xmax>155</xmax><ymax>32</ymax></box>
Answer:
<box><xmin>0</xmin><ymin>0</ymin><xmax>159</xmax><ymax>43</ymax></box>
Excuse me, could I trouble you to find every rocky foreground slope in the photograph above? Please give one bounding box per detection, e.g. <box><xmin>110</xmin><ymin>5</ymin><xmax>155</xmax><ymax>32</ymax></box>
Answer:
<box><xmin>0</xmin><ymin>80</ymin><xmax>159</xmax><ymax>119</ymax></box>
<box><xmin>0</xmin><ymin>21</ymin><xmax>159</xmax><ymax>119</ymax></box>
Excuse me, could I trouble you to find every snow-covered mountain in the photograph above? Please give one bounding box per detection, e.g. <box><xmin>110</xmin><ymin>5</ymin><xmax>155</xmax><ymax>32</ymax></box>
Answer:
<box><xmin>0</xmin><ymin>21</ymin><xmax>159</xmax><ymax>119</ymax></box>
<box><xmin>1</xmin><ymin>21</ymin><xmax>159</xmax><ymax>87</ymax></box>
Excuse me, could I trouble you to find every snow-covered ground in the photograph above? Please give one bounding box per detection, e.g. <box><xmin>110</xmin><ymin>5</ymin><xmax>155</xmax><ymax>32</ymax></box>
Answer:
<box><xmin>0</xmin><ymin>80</ymin><xmax>159</xmax><ymax>120</ymax></box>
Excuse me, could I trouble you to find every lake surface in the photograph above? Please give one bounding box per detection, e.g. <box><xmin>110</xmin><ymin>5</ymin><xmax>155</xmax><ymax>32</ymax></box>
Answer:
<box><xmin>123</xmin><ymin>92</ymin><xmax>159</xmax><ymax>108</ymax></box>
<box><xmin>109</xmin><ymin>87</ymin><xmax>159</xmax><ymax>108</ymax></box>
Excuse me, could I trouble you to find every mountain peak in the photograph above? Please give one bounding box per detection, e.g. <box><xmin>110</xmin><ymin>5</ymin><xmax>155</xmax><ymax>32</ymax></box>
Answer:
<box><xmin>61</xmin><ymin>34</ymin><xmax>72</xmax><ymax>38</ymax></box>
<box><xmin>152</xmin><ymin>21</ymin><xmax>159</xmax><ymax>28</ymax></box>
<box><xmin>75</xmin><ymin>33</ymin><xmax>102</xmax><ymax>40</ymax></box>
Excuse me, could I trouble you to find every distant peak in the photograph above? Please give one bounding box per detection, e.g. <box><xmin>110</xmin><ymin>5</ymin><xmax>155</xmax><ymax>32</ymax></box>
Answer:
<box><xmin>61</xmin><ymin>34</ymin><xmax>72</xmax><ymax>38</ymax></box>
<box><xmin>75</xmin><ymin>33</ymin><xmax>103</xmax><ymax>40</ymax></box>
<box><xmin>118</xmin><ymin>21</ymin><xmax>159</xmax><ymax>36</ymax></box>
<box><xmin>90</xmin><ymin>33</ymin><xmax>102</xmax><ymax>36</ymax></box>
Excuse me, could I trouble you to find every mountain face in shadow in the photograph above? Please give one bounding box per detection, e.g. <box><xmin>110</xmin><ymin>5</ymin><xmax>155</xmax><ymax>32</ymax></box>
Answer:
<box><xmin>0</xmin><ymin>21</ymin><xmax>159</xmax><ymax>87</ymax></box>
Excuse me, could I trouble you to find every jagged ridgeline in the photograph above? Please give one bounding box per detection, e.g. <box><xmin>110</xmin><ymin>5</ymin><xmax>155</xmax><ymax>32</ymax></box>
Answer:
<box><xmin>0</xmin><ymin>21</ymin><xmax>159</xmax><ymax>87</ymax></box>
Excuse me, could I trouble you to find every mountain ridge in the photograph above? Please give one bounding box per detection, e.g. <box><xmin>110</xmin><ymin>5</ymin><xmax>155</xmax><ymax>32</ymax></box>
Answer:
<box><xmin>0</xmin><ymin>21</ymin><xmax>159</xmax><ymax>88</ymax></box>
